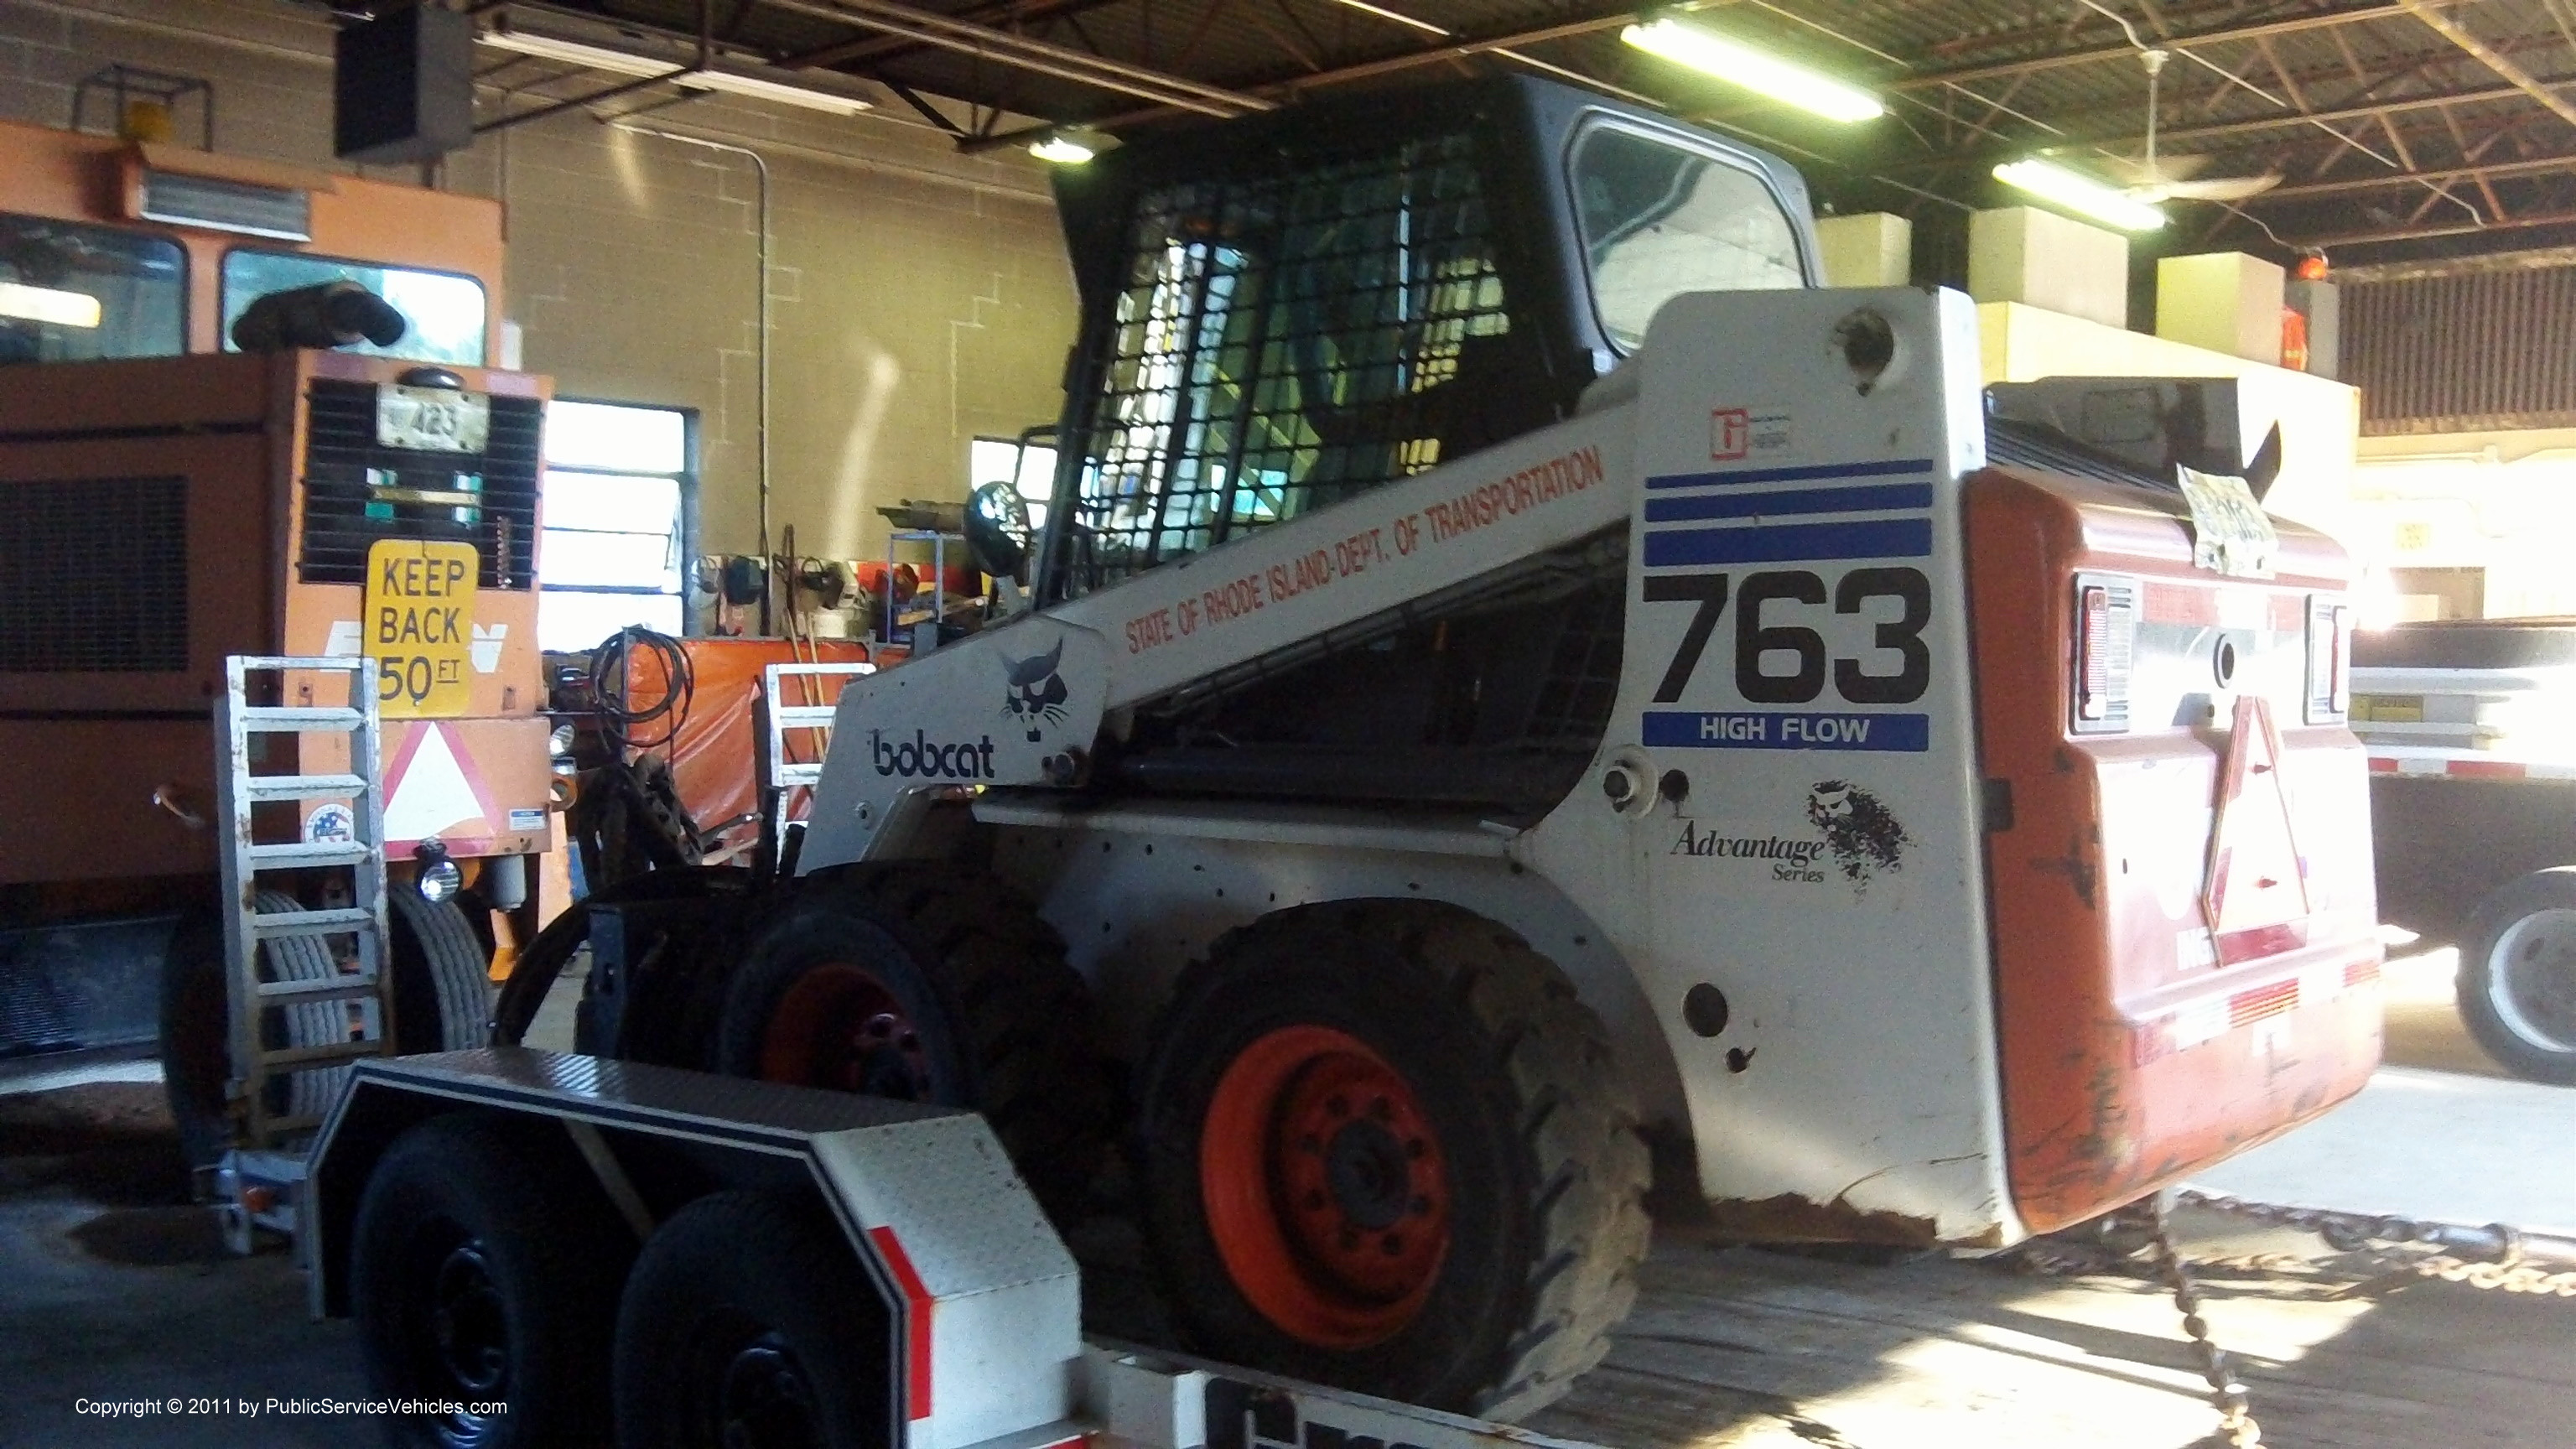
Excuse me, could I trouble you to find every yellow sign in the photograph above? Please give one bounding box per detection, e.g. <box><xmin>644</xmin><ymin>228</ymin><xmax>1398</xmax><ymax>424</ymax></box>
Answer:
<box><xmin>363</xmin><ymin>539</ymin><xmax>479</xmax><ymax>719</ymax></box>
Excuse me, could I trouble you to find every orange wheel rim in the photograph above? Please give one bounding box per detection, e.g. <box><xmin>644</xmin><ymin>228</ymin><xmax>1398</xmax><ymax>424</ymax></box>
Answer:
<box><xmin>1199</xmin><ymin>1024</ymin><xmax>1449</xmax><ymax>1348</ymax></box>
<box><xmin>757</xmin><ymin>963</ymin><xmax>932</xmax><ymax>1098</ymax></box>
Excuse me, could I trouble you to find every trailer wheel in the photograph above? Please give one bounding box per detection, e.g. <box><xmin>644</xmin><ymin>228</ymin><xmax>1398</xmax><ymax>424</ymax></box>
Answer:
<box><xmin>351</xmin><ymin>1112</ymin><xmax>635</xmax><ymax>1447</ymax></box>
<box><xmin>716</xmin><ymin>866</ymin><xmax>1108</xmax><ymax>1221</ymax></box>
<box><xmin>1135</xmin><ymin>901</ymin><xmax>1650</xmax><ymax>1420</ymax></box>
<box><xmin>613</xmin><ymin>1190</ymin><xmax>885</xmax><ymax>1449</ymax></box>
<box><xmin>2461</xmin><ymin>868</ymin><xmax>2576</xmax><ymax>1084</ymax></box>
<box><xmin>392</xmin><ymin>888</ymin><xmax>498</xmax><ymax>1054</ymax></box>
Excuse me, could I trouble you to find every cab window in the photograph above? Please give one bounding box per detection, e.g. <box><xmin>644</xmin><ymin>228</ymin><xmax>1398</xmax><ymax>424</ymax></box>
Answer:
<box><xmin>220</xmin><ymin>249</ymin><xmax>486</xmax><ymax>365</ymax></box>
<box><xmin>1571</xmin><ymin>124</ymin><xmax>1805</xmax><ymax>352</ymax></box>
<box><xmin>0</xmin><ymin>213</ymin><xmax>185</xmax><ymax>365</ymax></box>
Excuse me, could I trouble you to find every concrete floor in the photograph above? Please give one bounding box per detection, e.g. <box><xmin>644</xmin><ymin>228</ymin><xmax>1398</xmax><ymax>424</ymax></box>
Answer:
<box><xmin>0</xmin><ymin>945</ymin><xmax>2567</xmax><ymax>1448</ymax></box>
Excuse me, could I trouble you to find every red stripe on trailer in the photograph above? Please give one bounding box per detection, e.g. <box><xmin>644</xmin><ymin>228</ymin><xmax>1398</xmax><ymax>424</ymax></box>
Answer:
<box><xmin>2345</xmin><ymin>958</ymin><xmax>2381</xmax><ymax>988</ymax></box>
<box><xmin>866</xmin><ymin>1225</ymin><xmax>935</xmax><ymax>1420</ymax></box>
<box><xmin>2448</xmin><ymin>759</ymin><xmax>2526</xmax><ymax>780</ymax></box>
<box><xmin>2367</xmin><ymin>757</ymin><xmax>2399</xmax><ymax>773</ymax></box>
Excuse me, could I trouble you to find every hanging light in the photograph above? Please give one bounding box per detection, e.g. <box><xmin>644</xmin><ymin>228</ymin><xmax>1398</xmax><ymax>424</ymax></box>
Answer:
<box><xmin>1619</xmin><ymin>18</ymin><xmax>1884</xmax><ymax>123</ymax></box>
<box><xmin>1993</xmin><ymin>158</ymin><xmax>2167</xmax><ymax>232</ymax></box>
<box><xmin>1030</xmin><ymin>128</ymin><xmax>1115</xmax><ymax>165</ymax></box>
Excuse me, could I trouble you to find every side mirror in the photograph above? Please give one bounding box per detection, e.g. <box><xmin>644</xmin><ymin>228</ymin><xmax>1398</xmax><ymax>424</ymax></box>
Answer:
<box><xmin>965</xmin><ymin>480</ymin><xmax>1032</xmax><ymax>581</ymax></box>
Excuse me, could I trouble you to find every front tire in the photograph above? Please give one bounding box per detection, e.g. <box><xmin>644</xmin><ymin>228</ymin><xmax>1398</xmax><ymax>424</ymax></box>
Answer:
<box><xmin>2461</xmin><ymin>868</ymin><xmax>2576</xmax><ymax>1084</ymax></box>
<box><xmin>613</xmin><ymin>1190</ymin><xmax>885</xmax><ymax>1449</ymax></box>
<box><xmin>715</xmin><ymin>865</ymin><xmax>1109</xmax><ymax>1221</ymax></box>
<box><xmin>351</xmin><ymin>1113</ymin><xmax>636</xmax><ymax>1447</ymax></box>
<box><xmin>1135</xmin><ymin>901</ymin><xmax>1649</xmax><ymax>1420</ymax></box>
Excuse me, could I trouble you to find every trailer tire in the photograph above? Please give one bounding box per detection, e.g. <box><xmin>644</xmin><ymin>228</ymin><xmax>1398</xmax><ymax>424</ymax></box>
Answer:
<box><xmin>716</xmin><ymin>865</ymin><xmax>1108</xmax><ymax>1222</ymax></box>
<box><xmin>2460</xmin><ymin>868</ymin><xmax>2576</xmax><ymax>1084</ymax></box>
<box><xmin>392</xmin><ymin>888</ymin><xmax>497</xmax><ymax>1055</ymax></box>
<box><xmin>613</xmin><ymin>1189</ymin><xmax>885</xmax><ymax>1449</ymax></box>
<box><xmin>1135</xmin><ymin>900</ymin><xmax>1650</xmax><ymax>1421</ymax></box>
<box><xmin>351</xmin><ymin>1112</ymin><xmax>636</xmax><ymax>1448</ymax></box>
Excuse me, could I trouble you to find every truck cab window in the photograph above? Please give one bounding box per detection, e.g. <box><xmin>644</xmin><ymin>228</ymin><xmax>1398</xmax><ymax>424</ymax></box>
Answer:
<box><xmin>220</xmin><ymin>249</ymin><xmax>486</xmax><ymax>365</ymax></box>
<box><xmin>0</xmin><ymin>214</ymin><xmax>184</xmax><ymax>365</ymax></box>
<box><xmin>1571</xmin><ymin>125</ymin><xmax>1805</xmax><ymax>351</ymax></box>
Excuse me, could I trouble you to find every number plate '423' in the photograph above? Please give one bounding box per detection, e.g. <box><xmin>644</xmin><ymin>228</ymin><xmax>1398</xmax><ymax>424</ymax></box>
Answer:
<box><xmin>376</xmin><ymin>385</ymin><xmax>491</xmax><ymax>454</ymax></box>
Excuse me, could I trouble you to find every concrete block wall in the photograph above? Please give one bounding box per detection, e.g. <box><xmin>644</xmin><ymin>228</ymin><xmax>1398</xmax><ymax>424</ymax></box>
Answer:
<box><xmin>0</xmin><ymin>0</ymin><xmax>1077</xmax><ymax>559</ymax></box>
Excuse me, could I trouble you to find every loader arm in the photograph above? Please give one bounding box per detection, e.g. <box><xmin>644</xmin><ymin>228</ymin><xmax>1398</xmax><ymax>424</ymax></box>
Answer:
<box><xmin>800</xmin><ymin>402</ymin><xmax>1636</xmax><ymax>870</ymax></box>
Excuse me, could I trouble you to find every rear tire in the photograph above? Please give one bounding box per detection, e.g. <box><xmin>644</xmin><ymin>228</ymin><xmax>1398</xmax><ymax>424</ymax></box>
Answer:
<box><xmin>613</xmin><ymin>1190</ymin><xmax>886</xmax><ymax>1449</ymax></box>
<box><xmin>1135</xmin><ymin>901</ymin><xmax>1649</xmax><ymax>1420</ymax></box>
<box><xmin>351</xmin><ymin>1112</ymin><xmax>636</xmax><ymax>1447</ymax></box>
<box><xmin>2460</xmin><ymin>868</ymin><xmax>2576</xmax><ymax>1084</ymax></box>
<box><xmin>716</xmin><ymin>865</ymin><xmax>1109</xmax><ymax>1222</ymax></box>
<box><xmin>392</xmin><ymin>888</ymin><xmax>497</xmax><ymax>1054</ymax></box>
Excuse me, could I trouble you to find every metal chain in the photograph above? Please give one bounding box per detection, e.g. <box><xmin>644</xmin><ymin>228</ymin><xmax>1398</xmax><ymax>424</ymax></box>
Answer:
<box><xmin>2174</xmin><ymin>1190</ymin><xmax>2576</xmax><ymax>1297</ymax></box>
<box><xmin>2147</xmin><ymin>1190</ymin><xmax>2265</xmax><ymax>1449</ymax></box>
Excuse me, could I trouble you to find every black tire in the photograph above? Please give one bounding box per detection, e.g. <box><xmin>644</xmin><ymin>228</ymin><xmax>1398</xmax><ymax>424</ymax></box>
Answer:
<box><xmin>614</xmin><ymin>1190</ymin><xmax>886</xmax><ymax>1449</ymax></box>
<box><xmin>351</xmin><ymin>1112</ymin><xmax>636</xmax><ymax>1447</ymax></box>
<box><xmin>158</xmin><ymin>891</ymin><xmax>360</xmax><ymax>1170</ymax></box>
<box><xmin>392</xmin><ymin>888</ymin><xmax>497</xmax><ymax>1055</ymax></box>
<box><xmin>493</xmin><ymin>870</ymin><xmax>734</xmax><ymax>1048</ymax></box>
<box><xmin>1135</xmin><ymin>900</ymin><xmax>1650</xmax><ymax>1421</ymax></box>
<box><xmin>715</xmin><ymin>865</ymin><xmax>1109</xmax><ymax>1222</ymax></box>
<box><xmin>157</xmin><ymin>913</ymin><xmax>231</xmax><ymax>1171</ymax></box>
<box><xmin>2459</xmin><ymin>868</ymin><xmax>2576</xmax><ymax>1084</ymax></box>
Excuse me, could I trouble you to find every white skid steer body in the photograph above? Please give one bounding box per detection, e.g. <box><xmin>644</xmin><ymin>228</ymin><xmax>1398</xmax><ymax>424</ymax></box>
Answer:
<box><xmin>803</xmin><ymin>285</ymin><xmax>2018</xmax><ymax>1244</ymax></box>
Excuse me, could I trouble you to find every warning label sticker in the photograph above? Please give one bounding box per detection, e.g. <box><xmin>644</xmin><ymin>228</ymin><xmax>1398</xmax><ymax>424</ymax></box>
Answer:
<box><xmin>363</xmin><ymin>539</ymin><xmax>479</xmax><ymax>719</ymax></box>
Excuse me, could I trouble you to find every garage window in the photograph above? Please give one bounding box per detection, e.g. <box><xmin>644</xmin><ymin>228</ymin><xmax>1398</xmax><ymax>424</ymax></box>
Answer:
<box><xmin>1571</xmin><ymin>122</ymin><xmax>1805</xmax><ymax>352</ymax></box>
<box><xmin>220</xmin><ymin>248</ymin><xmax>486</xmax><ymax>365</ymax></box>
<box><xmin>538</xmin><ymin>399</ymin><xmax>693</xmax><ymax>652</ymax></box>
<box><xmin>0</xmin><ymin>213</ymin><xmax>185</xmax><ymax>364</ymax></box>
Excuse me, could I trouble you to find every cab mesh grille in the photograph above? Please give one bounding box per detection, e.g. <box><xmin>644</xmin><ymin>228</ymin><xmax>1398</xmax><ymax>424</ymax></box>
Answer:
<box><xmin>0</xmin><ymin>475</ymin><xmax>187</xmax><ymax>673</ymax></box>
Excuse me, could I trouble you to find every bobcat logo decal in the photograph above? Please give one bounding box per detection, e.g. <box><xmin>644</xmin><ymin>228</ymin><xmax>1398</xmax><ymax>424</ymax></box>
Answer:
<box><xmin>1806</xmin><ymin>780</ymin><xmax>1909</xmax><ymax>889</ymax></box>
<box><xmin>1001</xmin><ymin>636</ymin><xmax>1070</xmax><ymax>742</ymax></box>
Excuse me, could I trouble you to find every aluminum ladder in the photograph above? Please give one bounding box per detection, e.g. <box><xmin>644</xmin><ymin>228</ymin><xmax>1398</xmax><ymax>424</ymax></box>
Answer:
<box><xmin>214</xmin><ymin>655</ymin><xmax>399</xmax><ymax>1154</ymax></box>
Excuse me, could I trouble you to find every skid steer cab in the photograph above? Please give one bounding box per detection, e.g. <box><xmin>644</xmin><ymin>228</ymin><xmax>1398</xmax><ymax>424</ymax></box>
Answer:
<box><xmin>425</xmin><ymin>76</ymin><xmax>2377</xmax><ymax>1441</ymax></box>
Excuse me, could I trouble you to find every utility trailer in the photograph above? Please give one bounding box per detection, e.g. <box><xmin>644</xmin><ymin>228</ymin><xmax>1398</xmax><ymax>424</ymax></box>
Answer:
<box><xmin>319</xmin><ymin>76</ymin><xmax>2386</xmax><ymax>1444</ymax></box>
<box><xmin>2355</xmin><ymin>619</ymin><xmax>2576</xmax><ymax>1082</ymax></box>
<box><xmin>306</xmin><ymin>1047</ymin><xmax>1628</xmax><ymax>1449</ymax></box>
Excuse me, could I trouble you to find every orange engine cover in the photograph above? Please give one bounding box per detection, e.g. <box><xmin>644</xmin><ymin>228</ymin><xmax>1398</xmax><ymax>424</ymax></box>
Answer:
<box><xmin>1966</xmin><ymin>465</ymin><xmax>2381</xmax><ymax>1233</ymax></box>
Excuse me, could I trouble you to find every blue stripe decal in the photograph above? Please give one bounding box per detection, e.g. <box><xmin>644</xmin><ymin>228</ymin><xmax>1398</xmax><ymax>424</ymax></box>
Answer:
<box><xmin>1647</xmin><ymin>458</ymin><xmax>1935</xmax><ymax>491</ymax></box>
<box><xmin>1643</xmin><ymin>710</ymin><xmax>1930</xmax><ymax>753</ymax></box>
<box><xmin>1643</xmin><ymin>517</ymin><xmax>1934</xmax><ymax>568</ymax></box>
<box><xmin>1644</xmin><ymin>482</ymin><xmax>1933</xmax><ymax>523</ymax></box>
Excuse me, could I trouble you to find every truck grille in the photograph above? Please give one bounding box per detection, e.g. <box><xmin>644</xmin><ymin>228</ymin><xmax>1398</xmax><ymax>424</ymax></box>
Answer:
<box><xmin>299</xmin><ymin>379</ymin><xmax>540</xmax><ymax>589</ymax></box>
<box><xmin>0</xmin><ymin>476</ymin><xmax>187</xmax><ymax>673</ymax></box>
<box><xmin>1057</xmin><ymin>129</ymin><xmax>1514</xmax><ymax>596</ymax></box>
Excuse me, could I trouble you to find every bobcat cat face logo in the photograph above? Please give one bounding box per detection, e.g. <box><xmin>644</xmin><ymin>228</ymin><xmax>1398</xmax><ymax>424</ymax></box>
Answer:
<box><xmin>1001</xmin><ymin>636</ymin><xmax>1069</xmax><ymax>742</ymax></box>
<box><xmin>1806</xmin><ymin>781</ymin><xmax>1909</xmax><ymax>887</ymax></box>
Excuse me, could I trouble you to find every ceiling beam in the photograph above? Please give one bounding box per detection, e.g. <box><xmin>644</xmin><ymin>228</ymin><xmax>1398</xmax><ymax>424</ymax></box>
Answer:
<box><xmin>1887</xmin><ymin>2</ymin><xmax>2419</xmax><ymax>91</ymax></box>
<box><xmin>750</xmin><ymin>0</ymin><xmax>1270</xmax><ymax>115</ymax></box>
<box><xmin>772</xmin><ymin>0</ymin><xmax>1123</xmax><ymax>72</ymax></box>
<box><xmin>2402</xmin><ymin>1</ymin><xmax>2576</xmax><ymax>131</ymax></box>
<box><xmin>2259</xmin><ymin>147</ymin><xmax>2576</xmax><ymax>198</ymax></box>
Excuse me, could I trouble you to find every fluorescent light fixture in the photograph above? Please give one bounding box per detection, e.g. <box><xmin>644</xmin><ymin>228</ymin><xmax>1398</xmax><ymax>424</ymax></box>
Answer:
<box><xmin>1994</xmin><ymin>158</ymin><xmax>2166</xmax><ymax>232</ymax></box>
<box><xmin>1620</xmin><ymin>18</ymin><xmax>1883</xmax><ymax>122</ymax></box>
<box><xmin>0</xmin><ymin>281</ymin><xmax>101</xmax><ymax>329</ymax></box>
<box><xmin>479</xmin><ymin>28</ymin><xmax>873</xmax><ymax>116</ymax></box>
<box><xmin>1030</xmin><ymin>130</ymin><xmax>1115</xmax><ymax>165</ymax></box>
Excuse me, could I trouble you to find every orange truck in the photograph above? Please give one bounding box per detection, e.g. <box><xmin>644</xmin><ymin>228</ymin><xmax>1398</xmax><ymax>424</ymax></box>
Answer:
<box><xmin>0</xmin><ymin>117</ymin><xmax>549</xmax><ymax>1164</ymax></box>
